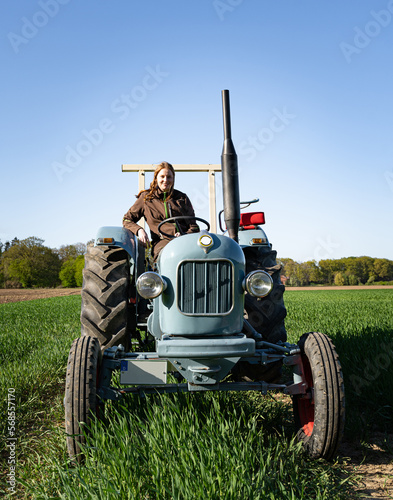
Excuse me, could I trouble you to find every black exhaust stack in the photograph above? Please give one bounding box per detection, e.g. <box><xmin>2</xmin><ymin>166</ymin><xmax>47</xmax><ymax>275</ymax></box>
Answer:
<box><xmin>221</xmin><ymin>89</ymin><xmax>240</xmax><ymax>242</ymax></box>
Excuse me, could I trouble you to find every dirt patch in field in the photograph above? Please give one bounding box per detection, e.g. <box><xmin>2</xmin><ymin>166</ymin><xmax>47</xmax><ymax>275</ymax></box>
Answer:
<box><xmin>340</xmin><ymin>433</ymin><xmax>393</xmax><ymax>499</ymax></box>
<box><xmin>0</xmin><ymin>288</ymin><xmax>81</xmax><ymax>304</ymax></box>
<box><xmin>2</xmin><ymin>286</ymin><xmax>391</xmax><ymax>304</ymax></box>
<box><xmin>277</xmin><ymin>394</ymin><xmax>393</xmax><ymax>498</ymax></box>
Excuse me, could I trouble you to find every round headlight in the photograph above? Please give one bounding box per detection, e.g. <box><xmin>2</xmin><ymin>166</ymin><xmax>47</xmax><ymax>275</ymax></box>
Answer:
<box><xmin>243</xmin><ymin>270</ymin><xmax>273</xmax><ymax>298</ymax></box>
<box><xmin>136</xmin><ymin>272</ymin><xmax>167</xmax><ymax>299</ymax></box>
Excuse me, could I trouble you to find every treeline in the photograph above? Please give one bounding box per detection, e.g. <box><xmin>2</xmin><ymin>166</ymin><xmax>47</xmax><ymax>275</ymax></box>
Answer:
<box><xmin>0</xmin><ymin>237</ymin><xmax>92</xmax><ymax>289</ymax></box>
<box><xmin>1</xmin><ymin>236</ymin><xmax>392</xmax><ymax>289</ymax></box>
<box><xmin>280</xmin><ymin>256</ymin><xmax>393</xmax><ymax>287</ymax></box>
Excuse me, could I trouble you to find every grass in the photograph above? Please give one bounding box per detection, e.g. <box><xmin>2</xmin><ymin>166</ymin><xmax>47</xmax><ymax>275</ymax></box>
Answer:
<box><xmin>0</xmin><ymin>297</ymin><xmax>81</xmax><ymax>448</ymax></box>
<box><xmin>1</xmin><ymin>290</ymin><xmax>392</xmax><ymax>498</ymax></box>
<box><xmin>284</xmin><ymin>289</ymin><xmax>393</xmax><ymax>436</ymax></box>
<box><xmin>31</xmin><ymin>394</ymin><xmax>352</xmax><ymax>499</ymax></box>
<box><xmin>0</xmin><ymin>297</ymin><xmax>80</xmax><ymax>499</ymax></box>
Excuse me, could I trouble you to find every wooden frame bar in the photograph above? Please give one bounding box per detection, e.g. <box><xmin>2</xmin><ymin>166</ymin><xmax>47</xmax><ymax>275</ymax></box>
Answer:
<box><xmin>122</xmin><ymin>164</ymin><xmax>221</xmax><ymax>233</ymax></box>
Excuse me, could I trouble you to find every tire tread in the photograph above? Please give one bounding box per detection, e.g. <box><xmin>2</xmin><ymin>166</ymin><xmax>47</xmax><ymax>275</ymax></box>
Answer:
<box><xmin>65</xmin><ymin>336</ymin><xmax>101</xmax><ymax>463</ymax></box>
<box><xmin>80</xmin><ymin>245</ymin><xmax>131</xmax><ymax>350</ymax></box>
<box><xmin>294</xmin><ymin>332</ymin><xmax>345</xmax><ymax>460</ymax></box>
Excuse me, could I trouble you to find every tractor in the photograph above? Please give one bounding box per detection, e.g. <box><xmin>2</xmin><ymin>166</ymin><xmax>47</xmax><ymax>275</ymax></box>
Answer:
<box><xmin>65</xmin><ymin>90</ymin><xmax>345</xmax><ymax>464</ymax></box>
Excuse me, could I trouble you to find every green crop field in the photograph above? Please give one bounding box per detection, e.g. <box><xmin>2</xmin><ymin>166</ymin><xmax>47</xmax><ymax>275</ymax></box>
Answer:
<box><xmin>1</xmin><ymin>290</ymin><xmax>392</xmax><ymax>499</ymax></box>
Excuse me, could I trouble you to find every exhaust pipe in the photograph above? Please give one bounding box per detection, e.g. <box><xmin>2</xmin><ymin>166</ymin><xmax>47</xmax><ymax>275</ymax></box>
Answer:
<box><xmin>221</xmin><ymin>89</ymin><xmax>240</xmax><ymax>242</ymax></box>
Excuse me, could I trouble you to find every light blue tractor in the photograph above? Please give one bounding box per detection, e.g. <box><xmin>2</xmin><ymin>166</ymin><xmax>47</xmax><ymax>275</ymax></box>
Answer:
<box><xmin>65</xmin><ymin>91</ymin><xmax>345</xmax><ymax>464</ymax></box>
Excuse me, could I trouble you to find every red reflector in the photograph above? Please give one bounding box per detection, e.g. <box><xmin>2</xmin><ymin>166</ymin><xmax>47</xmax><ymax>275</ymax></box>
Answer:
<box><xmin>240</xmin><ymin>212</ymin><xmax>265</xmax><ymax>227</ymax></box>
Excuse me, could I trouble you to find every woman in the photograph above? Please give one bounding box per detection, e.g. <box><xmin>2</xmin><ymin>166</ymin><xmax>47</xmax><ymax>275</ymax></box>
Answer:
<box><xmin>123</xmin><ymin>162</ymin><xmax>199</xmax><ymax>260</ymax></box>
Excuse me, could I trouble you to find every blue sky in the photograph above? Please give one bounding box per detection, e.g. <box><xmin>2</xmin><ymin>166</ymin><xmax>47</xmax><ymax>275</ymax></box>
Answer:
<box><xmin>1</xmin><ymin>0</ymin><xmax>393</xmax><ymax>262</ymax></box>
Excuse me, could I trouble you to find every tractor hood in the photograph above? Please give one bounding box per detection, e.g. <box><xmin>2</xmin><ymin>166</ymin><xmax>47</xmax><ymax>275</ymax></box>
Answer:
<box><xmin>147</xmin><ymin>232</ymin><xmax>245</xmax><ymax>338</ymax></box>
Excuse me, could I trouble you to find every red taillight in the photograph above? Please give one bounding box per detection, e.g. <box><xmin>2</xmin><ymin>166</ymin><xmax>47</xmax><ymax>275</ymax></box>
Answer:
<box><xmin>239</xmin><ymin>212</ymin><xmax>265</xmax><ymax>228</ymax></box>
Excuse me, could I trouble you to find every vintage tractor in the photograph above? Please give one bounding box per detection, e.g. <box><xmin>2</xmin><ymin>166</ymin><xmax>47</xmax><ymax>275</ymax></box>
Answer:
<box><xmin>65</xmin><ymin>90</ymin><xmax>345</xmax><ymax>464</ymax></box>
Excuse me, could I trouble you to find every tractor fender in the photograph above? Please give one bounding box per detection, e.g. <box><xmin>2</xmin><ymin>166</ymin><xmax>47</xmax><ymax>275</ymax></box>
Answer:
<box><xmin>238</xmin><ymin>226</ymin><xmax>270</xmax><ymax>248</ymax></box>
<box><xmin>94</xmin><ymin>226</ymin><xmax>144</xmax><ymax>278</ymax></box>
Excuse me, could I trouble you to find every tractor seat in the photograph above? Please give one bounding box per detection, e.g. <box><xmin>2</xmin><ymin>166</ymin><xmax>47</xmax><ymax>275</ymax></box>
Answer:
<box><xmin>239</xmin><ymin>212</ymin><xmax>265</xmax><ymax>230</ymax></box>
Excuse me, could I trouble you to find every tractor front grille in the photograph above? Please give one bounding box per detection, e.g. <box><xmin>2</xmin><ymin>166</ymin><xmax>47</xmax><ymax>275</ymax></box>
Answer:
<box><xmin>177</xmin><ymin>259</ymin><xmax>233</xmax><ymax>315</ymax></box>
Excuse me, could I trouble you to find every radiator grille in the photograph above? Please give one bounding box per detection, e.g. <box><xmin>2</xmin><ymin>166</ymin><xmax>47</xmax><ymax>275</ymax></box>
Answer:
<box><xmin>178</xmin><ymin>260</ymin><xmax>233</xmax><ymax>315</ymax></box>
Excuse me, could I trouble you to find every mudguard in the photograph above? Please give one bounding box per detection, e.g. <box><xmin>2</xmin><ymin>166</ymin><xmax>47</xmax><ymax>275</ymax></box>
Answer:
<box><xmin>94</xmin><ymin>226</ymin><xmax>143</xmax><ymax>278</ymax></box>
<box><xmin>237</xmin><ymin>226</ymin><xmax>270</xmax><ymax>248</ymax></box>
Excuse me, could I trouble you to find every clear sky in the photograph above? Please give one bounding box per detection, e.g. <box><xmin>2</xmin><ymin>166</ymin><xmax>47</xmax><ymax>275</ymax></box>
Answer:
<box><xmin>1</xmin><ymin>1</ymin><xmax>393</xmax><ymax>262</ymax></box>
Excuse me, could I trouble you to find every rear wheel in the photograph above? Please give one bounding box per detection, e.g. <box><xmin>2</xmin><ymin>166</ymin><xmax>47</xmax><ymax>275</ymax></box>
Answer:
<box><xmin>243</xmin><ymin>246</ymin><xmax>287</xmax><ymax>344</ymax></box>
<box><xmin>81</xmin><ymin>245</ymin><xmax>134</xmax><ymax>351</ymax></box>
<box><xmin>293</xmin><ymin>332</ymin><xmax>345</xmax><ymax>460</ymax></box>
<box><xmin>65</xmin><ymin>336</ymin><xmax>101</xmax><ymax>463</ymax></box>
<box><xmin>234</xmin><ymin>246</ymin><xmax>287</xmax><ymax>382</ymax></box>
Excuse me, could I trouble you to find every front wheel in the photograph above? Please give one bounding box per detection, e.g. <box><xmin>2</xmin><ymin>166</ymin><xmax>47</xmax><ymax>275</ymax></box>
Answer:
<box><xmin>292</xmin><ymin>332</ymin><xmax>345</xmax><ymax>460</ymax></box>
<box><xmin>65</xmin><ymin>336</ymin><xmax>101</xmax><ymax>463</ymax></box>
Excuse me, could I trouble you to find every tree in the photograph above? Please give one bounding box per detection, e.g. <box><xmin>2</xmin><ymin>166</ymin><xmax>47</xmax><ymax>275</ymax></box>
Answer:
<box><xmin>366</xmin><ymin>274</ymin><xmax>376</xmax><ymax>285</ymax></box>
<box><xmin>1</xmin><ymin>237</ymin><xmax>61</xmax><ymax>288</ymax></box>
<box><xmin>280</xmin><ymin>260</ymin><xmax>314</xmax><ymax>286</ymax></box>
<box><xmin>74</xmin><ymin>255</ymin><xmax>84</xmax><ymax>287</ymax></box>
<box><xmin>318</xmin><ymin>259</ymin><xmax>343</xmax><ymax>285</ymax></box>
<box><xmin>59</xmin><ymin>259</ymin><xmax>77</xmax><ymax>287</ymax></box>
<box><xmin>56</xmin><ymin>243</ymin><xmax>86</xmax><ymax>262</ymax></box>
<box><xmin>304</xmin><ymin>260</ymin><xmax>324</xmax><ymax>284</ymax></box>
<box><xmin>373</xmin><ymin>258</ymin><xmax>393</xmax><ymax>281</ymax></box>
<box><xmin>347</xmin><ymin>274</ymin><xmax>360</xmax><ymax>286</ymax></box>
<box><xmin>277</xmin><ymin>256</ymin><xmax>393</xmax><ymax>287</ymax></box>
<box><xmin>280</xmin><ymin>258</ymin><xmax>297</xmax><ymax>283</ymax></box>
<box><xmin>334</xmin><ymin>272</ymin><xmax>345</xmax><ymax>286</ymax></box>
<box><xmin>59</xmin><ymin>254</ymin><xmax>84</xmax><ymax>287</ymax></box>
<box><xmin>360</xmin><ymin>256</ymin><xmax>375</xmax><ymax>283</ymax></box>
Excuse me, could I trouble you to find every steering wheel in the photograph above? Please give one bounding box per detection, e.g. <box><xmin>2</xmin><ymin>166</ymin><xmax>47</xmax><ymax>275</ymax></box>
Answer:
<box><xmin>158</xmin><ymin>216</ymin><xmax>210</xmax><ymax>238</ymax></box>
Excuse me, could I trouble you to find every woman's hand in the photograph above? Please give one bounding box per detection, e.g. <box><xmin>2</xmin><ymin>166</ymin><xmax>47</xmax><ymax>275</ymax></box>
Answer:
<box><xmin>137</xmin><ymin>228</ymin><xmax>150</xmax><ymax>246</ymax></box>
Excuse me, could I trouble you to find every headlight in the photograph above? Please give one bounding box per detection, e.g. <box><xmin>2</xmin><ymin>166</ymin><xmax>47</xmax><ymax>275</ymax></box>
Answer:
<box><xmin>243</xmin><ymin>270</ymin><xmax>273</xmax><ymax>298</ymax></box>
<box><xmin>136</xmin><ymin>272</ymin><xmax>167</xmax><ymax>299</ymax></box>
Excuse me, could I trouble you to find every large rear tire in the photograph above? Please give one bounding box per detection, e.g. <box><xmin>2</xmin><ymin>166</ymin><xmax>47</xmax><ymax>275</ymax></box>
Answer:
<box><xmin>293</xmin><ymin>332</ymin><xmax>345</xmax><ymax>460</ymax></box>
<box><xmin>81</xmin><ymin>245</ymin><xmax>133</xmax><ymax>351</ymax></box>
<box><xmin>243</xmin><ymin>246</ymin><xmax>287</xmax><ymax>344</ymax></box>
<box><xmin>65</xmin><ymin>336</ymin><xmax>101</xmax><ymax>464</ymax></box>
<box><xmin>234</xmin><ymin>246</ymin><xmax>287</xmax><ymax>382</ymax></box>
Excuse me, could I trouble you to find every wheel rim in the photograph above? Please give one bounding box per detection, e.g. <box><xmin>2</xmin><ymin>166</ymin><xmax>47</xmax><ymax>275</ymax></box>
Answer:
<box><xmin>297</xmin><ymin>354</ymin><xmax>314</xmax><ymax>436</ymax></box>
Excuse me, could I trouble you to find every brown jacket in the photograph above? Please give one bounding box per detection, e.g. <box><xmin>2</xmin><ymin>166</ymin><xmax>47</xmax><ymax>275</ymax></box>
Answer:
<box><xmin>123</xmin><ymin>188</ymin><xmax>199</xmax><ymax>258</ymax></box>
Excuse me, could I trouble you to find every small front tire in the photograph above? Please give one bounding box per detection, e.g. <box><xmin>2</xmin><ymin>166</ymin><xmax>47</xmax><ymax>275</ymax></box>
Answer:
<box><xmin>292</xmin><ymin>332</ymin><xmax>345</xmax><ymax>460</ymax></box>
<box><xmin>65</xmin><ymin>336</ymin><xmax>101</xmax><ymax>464</ymax></box>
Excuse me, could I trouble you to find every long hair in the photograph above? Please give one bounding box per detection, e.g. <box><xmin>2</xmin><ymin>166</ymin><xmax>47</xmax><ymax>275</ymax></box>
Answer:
<box><xmin>136</xmin><ymin>162</ymin><xmax>175</xmax><ymax>201</ymax></box>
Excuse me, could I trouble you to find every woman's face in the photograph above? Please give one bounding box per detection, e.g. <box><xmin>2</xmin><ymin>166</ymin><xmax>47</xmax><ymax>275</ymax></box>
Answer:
<box><xmin>157</xmin><ymin>168</ymin><xmax>174</xmax><ymax>192</ymax></box>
